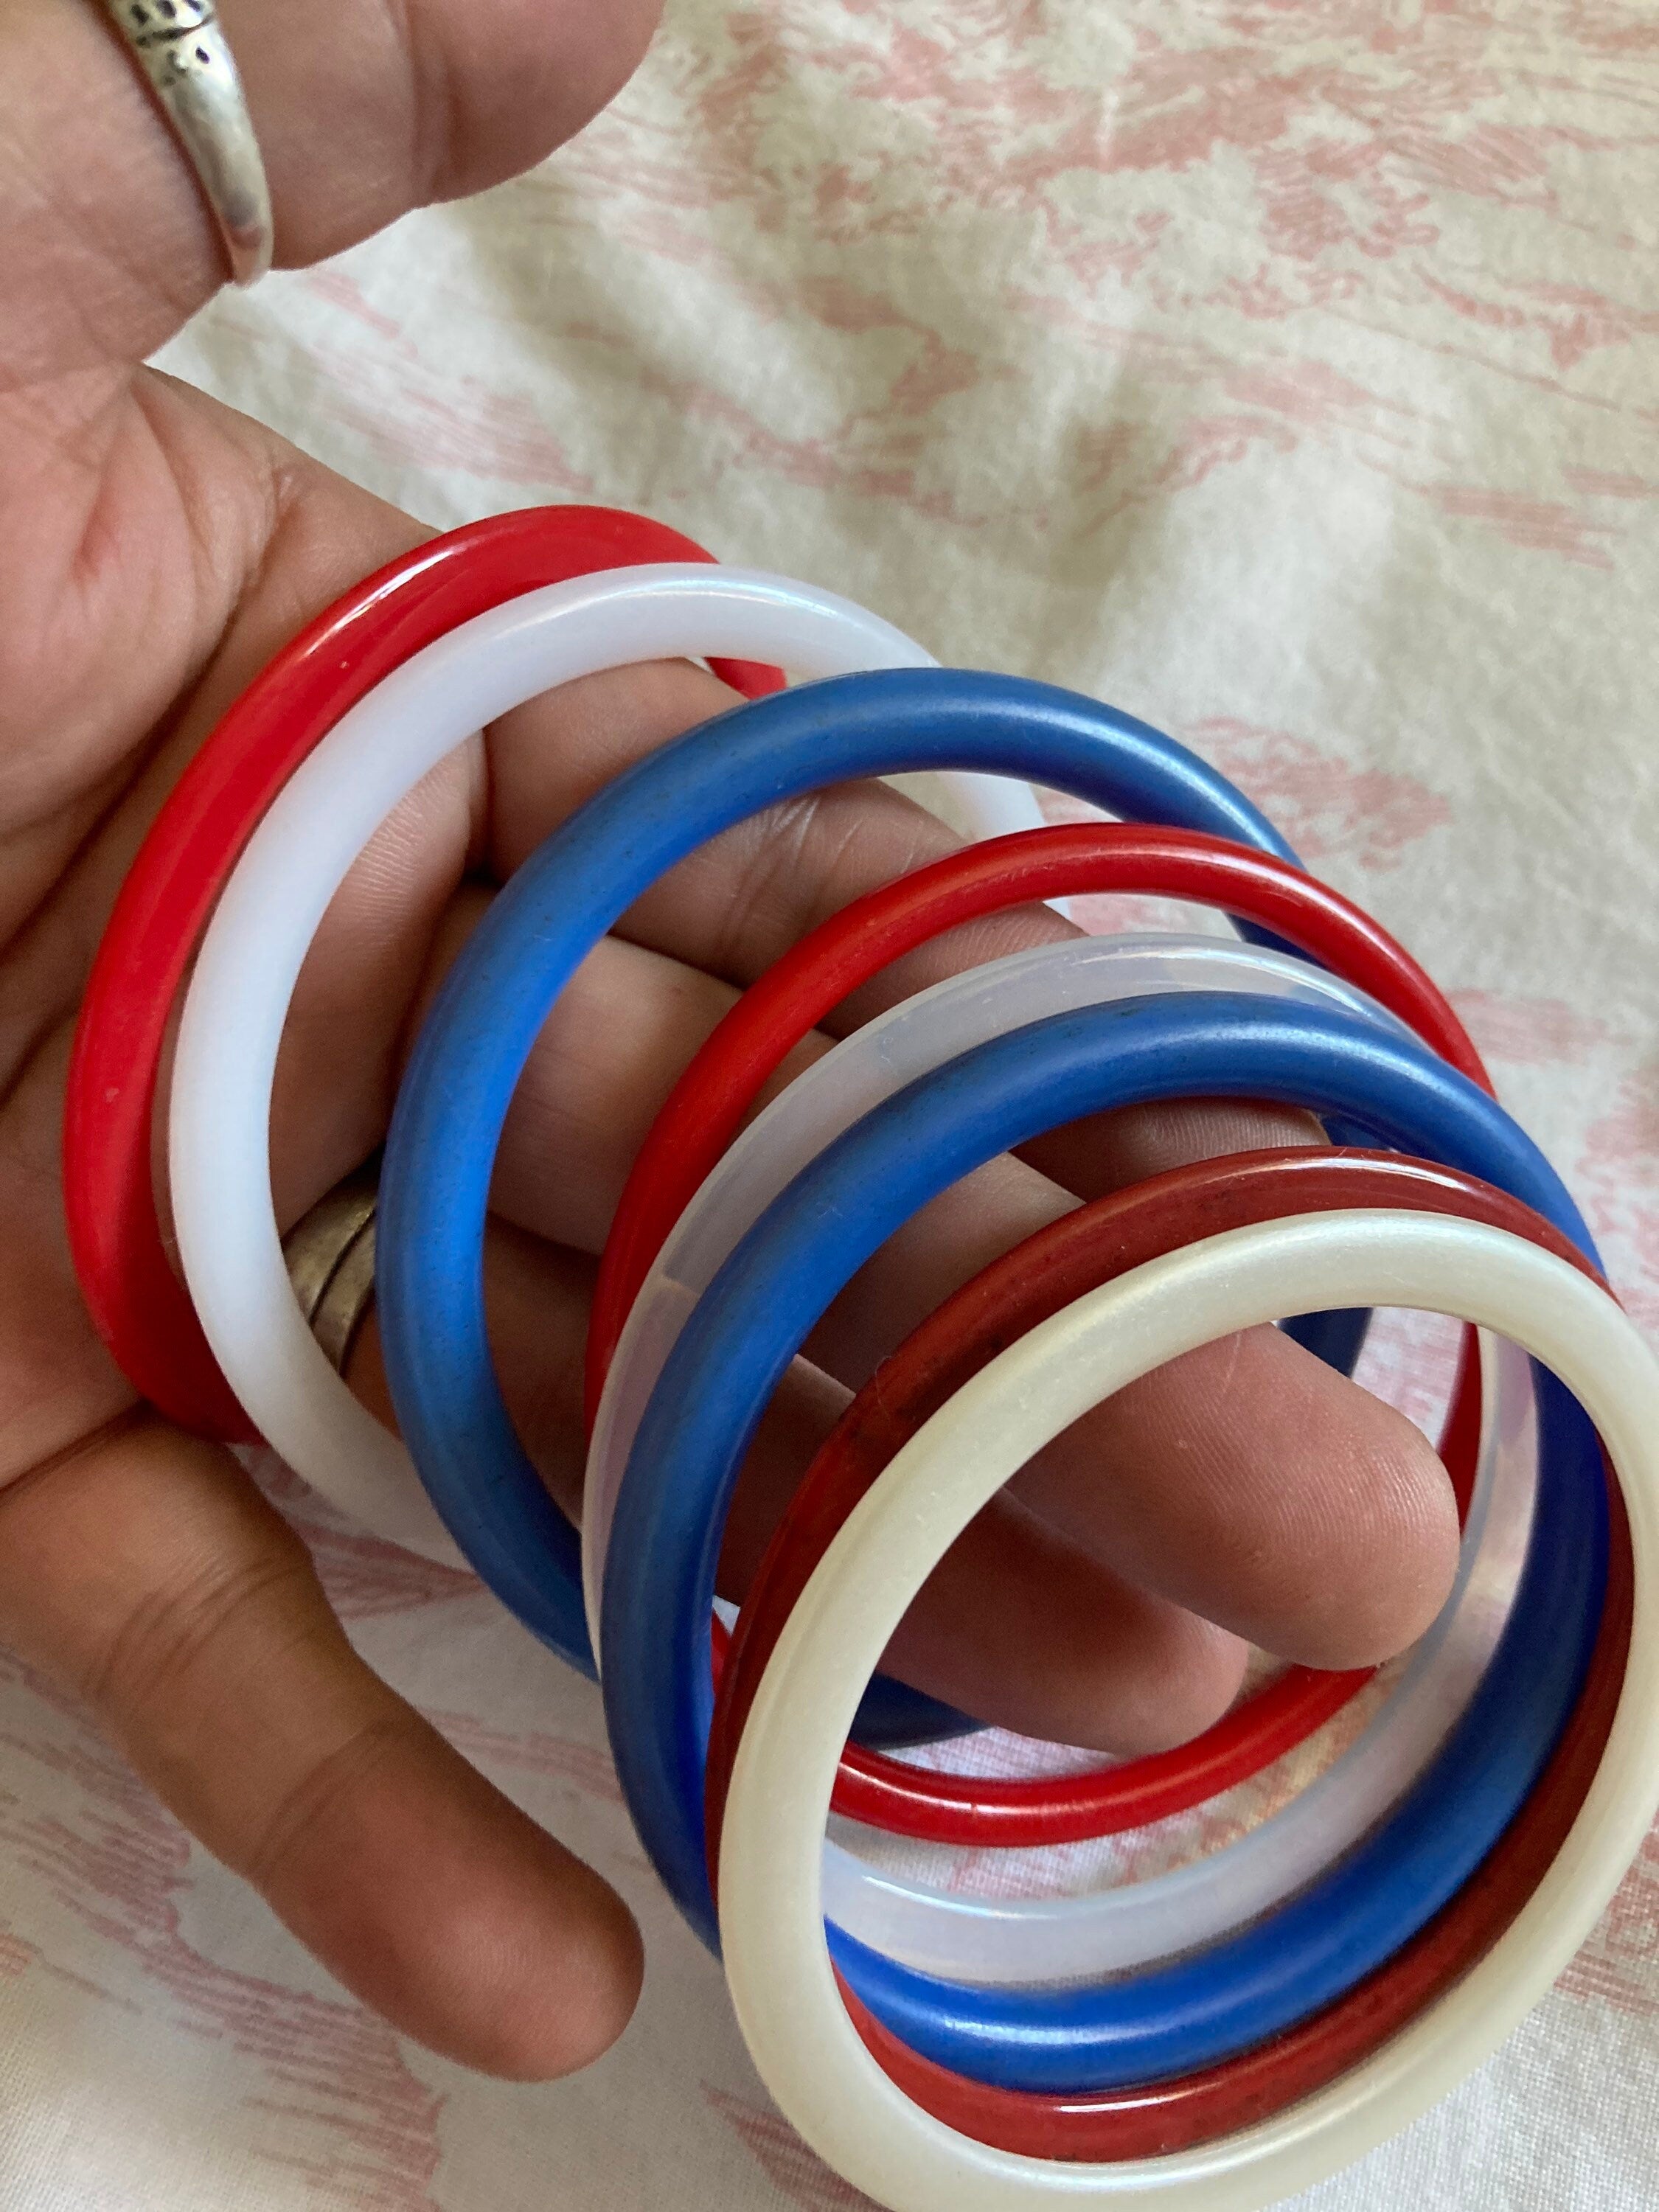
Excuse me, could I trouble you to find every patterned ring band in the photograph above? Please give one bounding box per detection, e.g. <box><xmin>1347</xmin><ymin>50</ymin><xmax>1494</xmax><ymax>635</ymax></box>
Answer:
<box><xmin>96</xmin><ymin>0</ymin><xmax>274</xmax><ymax>285</ymax></box>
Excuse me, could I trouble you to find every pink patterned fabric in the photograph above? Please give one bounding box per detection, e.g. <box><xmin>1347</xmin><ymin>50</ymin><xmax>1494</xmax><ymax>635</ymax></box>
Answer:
<box><xmin>5</xmin><ymin>4</ymin><xmax>1655</xmax><ymax>2205</ymax></box>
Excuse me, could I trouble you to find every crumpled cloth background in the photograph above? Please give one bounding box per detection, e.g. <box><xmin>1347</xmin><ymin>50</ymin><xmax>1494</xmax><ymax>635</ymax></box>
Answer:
<box><xmin>4</xmin><ymin>3</ymin><xmax>1657</xmax><ymax>2206</ymax></box>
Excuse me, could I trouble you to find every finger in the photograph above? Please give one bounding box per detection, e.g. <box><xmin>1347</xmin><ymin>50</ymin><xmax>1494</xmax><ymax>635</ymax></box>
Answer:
<box><xmin>482</xmin><ymin>659</ymin><xmax>1082</xmax><ymax>1009</ymax></box>
<box><xmin>277</xmin><ymin>783</ymin><xmax>1313</xmax><ymax>1272</ymax></box>
<box><xmin>0</xmin><ymin>1413</ymin><xmax>641</xmax><ymax>2078</ymax></box>
<box><xmin>720</xmin><ymin>1351</ymin><xmax>1253</xmax><ymax>1757</ymax></box>
<box><xmin>347</xmin><ymin>1223</ymin><xmax>1251</xmax><ymax>1757</ymax></box>
<box><xmin>470</xmin><ymin>671</ymin><xmax>1461</xmax><ymax>1662</ymax></box>
<box><xmin>4</xmin><ymin>0</ymin><xmax>664</xmax><ymax>382</ymax></box>
<box><xmin>1012</xmin><ymin>1329</ymin><xmax>1460</xmax><ymax>1668</ymax></box>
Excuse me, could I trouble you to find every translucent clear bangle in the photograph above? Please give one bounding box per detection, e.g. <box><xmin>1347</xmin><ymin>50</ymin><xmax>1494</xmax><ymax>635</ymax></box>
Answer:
<box><xmin>582</xmin><ymin>929</ymin><xmax>1414</xmax><ymax>1643</ymax></box>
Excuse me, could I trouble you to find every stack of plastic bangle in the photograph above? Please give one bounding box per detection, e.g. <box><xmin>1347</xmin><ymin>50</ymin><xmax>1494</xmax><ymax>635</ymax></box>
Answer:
<box><xmin>63</xmin><ymin>504</ymin><xmax>1659</xmax><ymax>2212</ymax></box>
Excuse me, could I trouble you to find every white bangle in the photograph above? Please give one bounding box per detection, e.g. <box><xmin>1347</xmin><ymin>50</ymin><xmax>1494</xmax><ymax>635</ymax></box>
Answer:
<box><xmin>719</xmin><ymin>1211</ymin><xmax>1659</xmax><ymax>2212</ymax></box>
<box><xmin>582</xmin><ymin>928</ymin><xmax>1414</xmax><ymax>1641</ymax></box>
<box><xmin>167</xmin><ymin>566</ymin><xmax>1039</xmax><ymax>1559</ymax></box>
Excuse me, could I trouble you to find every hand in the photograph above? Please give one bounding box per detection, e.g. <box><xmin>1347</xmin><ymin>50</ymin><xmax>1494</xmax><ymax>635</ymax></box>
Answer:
<box><xmin>0</xmin><ymin>0</ymin><xmax>1456</xmax><ymax>2084</ymax></box>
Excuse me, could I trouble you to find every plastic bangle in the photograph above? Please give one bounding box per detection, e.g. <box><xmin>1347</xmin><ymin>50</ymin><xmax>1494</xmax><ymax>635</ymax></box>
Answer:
<box><xmin>165</xmin><ymin>568</ymin><xmax>1018</xmax><ymax>1573</ymax></box>
<box><xmin>717</xmin><ymin>1212</ymin><xmax>1658</xmax><ymax>2207</ymax></box>
<box><xmin>373</xmin><ymin>659</ymin><xmax>1307</xmax><ymax>1660</ymax></box>
<box><xmin>704</xmin><ymin>1151</ymin><xmax>1503</xmax><ymax>1869</ymax></box>
<box><xmin>599</xmin><ymin>990</ymin><xmax>1601</xmax><ymax>1964</ymax></box>
<box><xmin>63</xmin><ymin>507</ymin><xmax>787</xmax><ymax>1443</ymax></box>
<box><xmin>582</xmin><ymin>933</ymin><xmax>1419</xmax><ymax>1651</ymax></box>
<box><xmin>847</xmin><ymin>1462</ymin><xmax>1630</xmax><ymax>2158</ymax></box>
<box><xmin>587</xmin><ymin>821</ymin><xmax>1491</xmax><ymax>1422</ymax></box>
<box><xmin>706</xmin><ymin>1159</ymin><xmax>1520</xmax><ymax>1989</ymax></box>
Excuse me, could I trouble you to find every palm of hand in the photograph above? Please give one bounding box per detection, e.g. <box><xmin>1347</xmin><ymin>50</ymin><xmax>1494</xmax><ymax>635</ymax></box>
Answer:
<box><xmin>0</xmin><ymin>0</ymin><xmax>1454</xmax><ymax>2081</ymax></box>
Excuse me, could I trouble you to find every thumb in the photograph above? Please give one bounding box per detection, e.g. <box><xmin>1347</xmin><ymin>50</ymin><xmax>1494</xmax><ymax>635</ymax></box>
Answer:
<box><xmin>3</xmin><ymin>0</ymin><xmax>662</xmax><ymax>385</ymax></box>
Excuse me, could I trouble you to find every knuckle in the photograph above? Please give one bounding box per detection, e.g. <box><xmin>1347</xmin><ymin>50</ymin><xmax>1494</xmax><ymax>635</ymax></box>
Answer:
<box><xmin>706</xmin><ymin>793</ymin><xmax>831</xmax><ymax>976</ymax></box>
<box><xmin>80</xmin><ymin>1537</ymin><xmax>309</xmax><ymax>1718</ymax></box>
<box><xmin>242</xmin><ymin>1711</ymin><xmax>403</xmax><ymax>1893</ymax></box>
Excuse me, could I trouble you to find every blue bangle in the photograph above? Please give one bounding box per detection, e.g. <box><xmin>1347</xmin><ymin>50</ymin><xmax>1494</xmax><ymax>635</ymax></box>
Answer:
<box><xmin>378</xmin><ymin>667</ymin><xmax>1312</xmax><ymax>1682</ymax></box>
<box><xmin>594</xmin><ymin>991</ymin><xmax>1604</xmax><ymax>2087</ymax></box>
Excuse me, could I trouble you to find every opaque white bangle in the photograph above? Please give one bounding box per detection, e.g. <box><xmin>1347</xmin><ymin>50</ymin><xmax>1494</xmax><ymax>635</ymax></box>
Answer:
<box><xmin>582</xmin><ymin>930</ymin><xmax>1413</xmax><ymax>1638</ymax></box>
<box><xmin>167</xmin><ymin>566</ymin><xmax>1039</xmax><ymax>1559</ymax></box>
<box><xmin>719</xmin><ymin>1212</ymin><xmax>1659</xmax><ymax>2211</ymax></box>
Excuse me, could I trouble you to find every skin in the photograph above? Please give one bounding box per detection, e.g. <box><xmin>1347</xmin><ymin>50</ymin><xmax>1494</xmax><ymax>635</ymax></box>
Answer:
<box><xmin>0</xmin><ymin>0</ymin><xmax>1458</xmax><ymax>2087</ymax></box>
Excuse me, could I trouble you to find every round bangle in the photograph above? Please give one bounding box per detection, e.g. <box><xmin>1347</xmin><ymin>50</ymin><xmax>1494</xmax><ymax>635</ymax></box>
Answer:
<box><xmin>598</xmin><ymin>989</ymin><xmax>1601</xmax><ymax>1963</ymax></box>
<box><xmin>745</xmin><ymin>1314</ymin><xmax>1593</xmax><ymax>2086</ymax></box>
<box><xmin>582</xmin><ymin>931</ymin><xmax>1419</xmax><ymax>1652</ymax></box>
<box><xmin>717</xmin><ymin>1211</ymin><xmax>1658</xmax><ymax>2205</ymax></box>
<box><xmin>586</xmin><ymin>819</ymin><xmax>1490</xmax><ymax>1424</ymax></box>
<box><xmin>163</xmin><ymin>582</ymin><xmax>1060</xmax><ymax>1607</ymax></box>
<box><xmin>369</xmin><ymin>656</ymin><xmax>1306</xmax><ymax>1661</ymax></box>
<box><xmin>591</xmin><ymin>936</ymin><xmax>1461</xmax><ymax>1835</ymax></box>
<box><xmin>849</xmin><ymin>1461</ymin><xmax>1630</xmax><ymax>2160</ymax></box>
<box><xmin>704</xmin><ymin>1150</ymin><xmax>1495</xmax><ymax>1865</ymax></box>
<box><xmin>63</xmin><ymin>505</ymin><xmax>787</xmax><ymax>1444</ymax></box>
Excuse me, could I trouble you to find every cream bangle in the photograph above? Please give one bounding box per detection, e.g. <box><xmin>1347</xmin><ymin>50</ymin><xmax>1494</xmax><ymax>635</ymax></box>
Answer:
<box><xmin>720</xmin><ymin>1211</ymin><xmax>1659</xmax><ymax>2212</ymax></box>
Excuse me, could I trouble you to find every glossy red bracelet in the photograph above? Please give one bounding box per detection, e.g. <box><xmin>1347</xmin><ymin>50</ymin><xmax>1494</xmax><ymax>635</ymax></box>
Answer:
<box><xmin>706</xmin><ymin>1148</ymin><xmax>1492</xmax><ymax>1853</ymax></box>
<box><xmin>707</xmin><ymin>1155</ymin><xmax>1627</xmax><ymax>2157</ymax></box>
<box><xmin>63</xmin><ymin>505</ymin><xmax>785</xmax><ymax>1440</ymax></box>
<box><xmin>586</xmin><ymin>820</ymin><xmax>1492</xmax><ymax>1425</ymax></box>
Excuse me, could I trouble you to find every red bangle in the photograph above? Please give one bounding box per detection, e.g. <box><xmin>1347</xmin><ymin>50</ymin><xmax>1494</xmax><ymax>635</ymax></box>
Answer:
<box><xmin>63</xmin><ymin>506</ymin><xmax>785</xmax><ymax>1440</ymax></box>
<box><xmin>842</xmin><ymin>1472</ymin><xmax>1632</xmax><ymax>2160</ymax></box>
<box><xmin>706</xmin><ymin>1148</ymin><xmax>1498</xmax><ymax>1853</ymax></box>
<box><xmin>708</xmin><ymin>1154</ymin><xmax>1627</xmax><ymax>2158</ymax></box>
<box><xmin>587</xmin><ymin>820</ymin><xmax>1492</xmax><ymax>1425</ymax></box>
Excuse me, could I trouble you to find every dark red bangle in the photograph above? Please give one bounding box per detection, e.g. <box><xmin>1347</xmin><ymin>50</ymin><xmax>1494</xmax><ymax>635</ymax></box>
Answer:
<box><xmin>63</xmin><ymin>505</ymin><xmax>785</xmax><ymax>1440</ymax></box>
<box><xmin>707</xmin><ymin>1152</ymin><xmax>1627</xmax><ymax>2157</ymax></box>
<box><xmin>706</xmin><ymin>1148</ymin><xmax>1503</xmax><ymax>1854</ymax></box>
<box><xmin>840</xmin><ymin>1470</ymin><xmax>1631</xmax><ymax>2159</ymax></box>
<box><xmin>586</xmin><ymin>820</ymin><xmax>1492</xmax><ymax>1425</ymax></box>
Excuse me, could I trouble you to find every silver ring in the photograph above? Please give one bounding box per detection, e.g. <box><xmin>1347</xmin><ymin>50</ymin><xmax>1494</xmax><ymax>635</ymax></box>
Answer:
<box><xmin>283</xmin><ymin>1155</ymin><xmax>380</xmax><ymax>1377</ymax></box>
<box><xmin>97</xmin><ymin>0</ymin><xmax>274</xmax><ymax>286</ymax></box>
